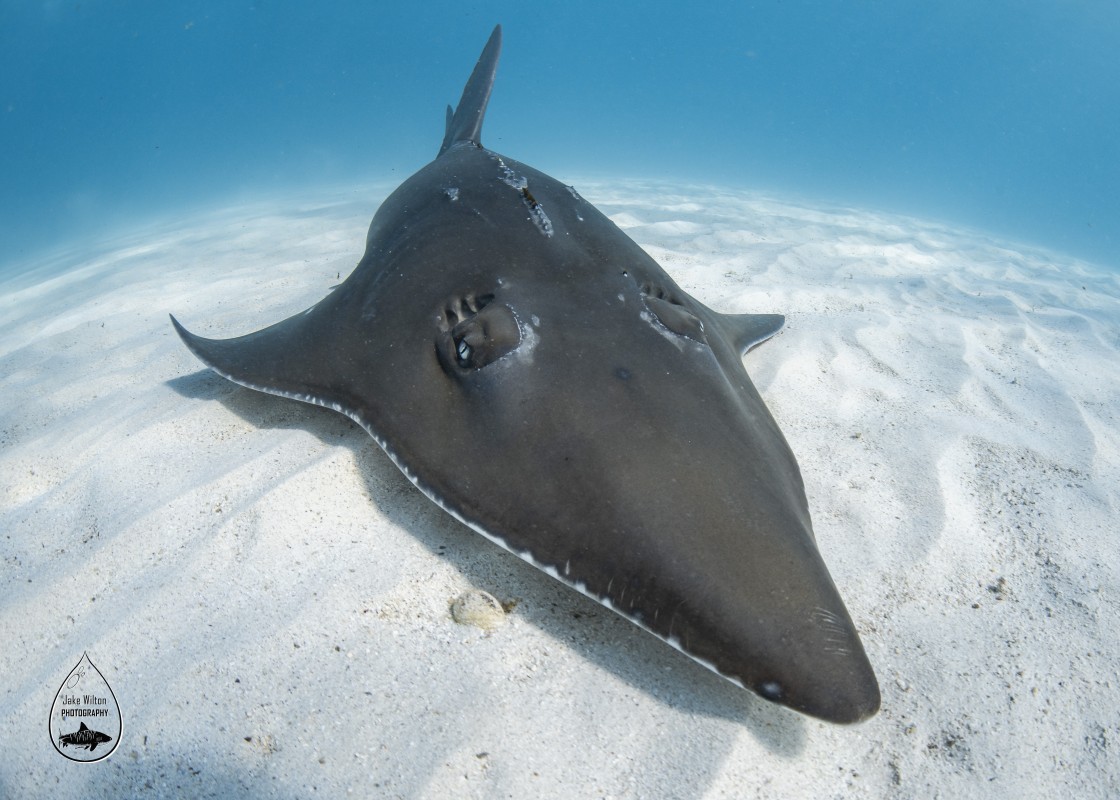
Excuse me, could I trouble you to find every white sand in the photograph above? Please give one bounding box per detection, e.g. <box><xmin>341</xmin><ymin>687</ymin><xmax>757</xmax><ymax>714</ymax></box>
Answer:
<box><xmin>1</xmin><ymin>180</ymin><xmax>1117</xmax><ymax>798</ymax></box>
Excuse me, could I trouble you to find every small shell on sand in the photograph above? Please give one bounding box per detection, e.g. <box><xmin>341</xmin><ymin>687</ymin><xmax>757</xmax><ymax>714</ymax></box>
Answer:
<box><xmin>450</xmin><ymin>590</ymin><xmax>508</xmax><ymax>630</ymax></box>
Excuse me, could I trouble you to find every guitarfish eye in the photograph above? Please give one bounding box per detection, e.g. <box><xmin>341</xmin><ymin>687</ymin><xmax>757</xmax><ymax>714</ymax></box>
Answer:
<box><xmin>436</xmin><ymin>295</ymin><xmax>521</xmax><ymax>372</ymax></box>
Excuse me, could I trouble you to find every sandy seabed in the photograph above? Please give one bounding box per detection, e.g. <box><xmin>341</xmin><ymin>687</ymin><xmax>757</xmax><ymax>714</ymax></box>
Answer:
<box><xmin>1</xmin><ymin>180</ymin><xmax>1117</xmax><ymax>798</ymax></box>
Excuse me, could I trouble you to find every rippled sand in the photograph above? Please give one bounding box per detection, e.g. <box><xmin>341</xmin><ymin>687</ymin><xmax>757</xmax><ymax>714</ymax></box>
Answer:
<box><xmin>1</xmin><ymin>181</ymin><xmax>1117</xmax><ymax>798</ymax></box>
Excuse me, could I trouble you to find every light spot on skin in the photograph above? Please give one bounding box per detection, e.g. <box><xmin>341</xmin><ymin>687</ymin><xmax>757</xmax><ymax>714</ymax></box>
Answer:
<box><xmin>493</xmin><ymin>156</ymin><xmax>553</xmax><ymax>237</ymax></box>
<box><xmin>758</xmin><ymin>680</ymin><xmax>783</xmax><ymax>701</ymax></box>
<box><xmin>514</xmin><ymin>314</ymin><xmax>539</xmax><ymax>364</ymax></box>
<box><xmin>640</xmin><ymin>309</ymin><xmax>686</xmax><ymax>351</ymax></box>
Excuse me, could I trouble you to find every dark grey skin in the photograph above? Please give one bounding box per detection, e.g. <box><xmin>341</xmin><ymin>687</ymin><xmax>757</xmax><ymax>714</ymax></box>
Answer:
<box><xmin>171</xmin><ymin>25</ymin><xmax>880</xmax><ymax>724</ymax></box>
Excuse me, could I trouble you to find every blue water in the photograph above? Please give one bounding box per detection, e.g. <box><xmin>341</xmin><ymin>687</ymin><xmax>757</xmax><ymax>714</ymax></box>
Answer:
<box><xmin>2</xmin><ymin>1</ymin><xmax>1117</xmax><ymax>269</ymax></box>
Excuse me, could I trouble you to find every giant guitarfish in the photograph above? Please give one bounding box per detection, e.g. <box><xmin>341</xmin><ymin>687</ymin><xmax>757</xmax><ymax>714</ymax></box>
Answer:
<box><xmin>171</xmin><ymin>25</ymin><xmax>881</xmax><ymax>723</ymax></box>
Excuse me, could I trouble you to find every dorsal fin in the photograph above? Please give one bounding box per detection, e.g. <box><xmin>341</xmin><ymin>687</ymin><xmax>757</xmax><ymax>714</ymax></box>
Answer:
<box><xmin>439</xmin><ymin>24</ymin><xmax>502</xmax><ymax>155</ymax></box>
<box><xmin>719</xmin><ymin>312</ymin><xmax>786</xmax><ymax>355</ymax></box>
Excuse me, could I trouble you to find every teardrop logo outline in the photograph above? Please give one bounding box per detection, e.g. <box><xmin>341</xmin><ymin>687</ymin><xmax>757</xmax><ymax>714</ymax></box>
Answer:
<box><xmin>49</xmin><ymin>652</ymin><xmax>123</xmax><ymax>763</ymax></box>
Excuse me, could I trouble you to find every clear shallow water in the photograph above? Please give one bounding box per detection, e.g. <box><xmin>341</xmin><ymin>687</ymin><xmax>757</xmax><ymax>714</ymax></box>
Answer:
<box><xmin>2</xmin><ymin>0</ymin><xmax>1117</xmax><ymax>270</ymax></box>
<box><xmin>1</xmin><ymin>183</ymin><xmax>1117</xmax><ymax>798</ymax></box>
